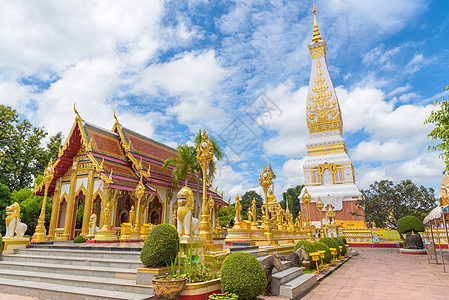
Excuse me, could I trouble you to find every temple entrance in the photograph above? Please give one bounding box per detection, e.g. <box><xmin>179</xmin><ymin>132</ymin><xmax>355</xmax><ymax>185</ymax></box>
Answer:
<box><xmin>58</xmin><ymin>197</ymin><xmax>67</xmax><ymax>229</ymax></box>
<box><xmin>72</xmin><ymin>192</ymin><xmax>85</xmax><ymax>239</ymax></box>
<box><xmin>116</xmin><ymin>193</ymin><xmax>135</xmax><ymax>226</ymax></box>
<box><xmin>148</xmin><ymin>196</ymin><xmax>162</xmax><ymax>225</ymax></box>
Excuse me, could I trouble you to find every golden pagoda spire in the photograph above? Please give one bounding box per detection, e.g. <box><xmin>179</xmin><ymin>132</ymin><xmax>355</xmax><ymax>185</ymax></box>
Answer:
<box><xmin>312</xmin><ymin>5</ymin><xmax>323</xmax><ymax>43</ymax></box>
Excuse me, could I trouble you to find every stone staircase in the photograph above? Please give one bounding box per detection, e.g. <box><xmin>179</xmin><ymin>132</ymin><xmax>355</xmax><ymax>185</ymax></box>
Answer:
<box><xmin>0</xmin><ymin>247</ymin><xmax>155</xmax><ymax>300</ymax></box>
<box><xmin>256</xmin><ymin>255</ymin><xmax>317</xmax><ymax>299</ymax></box>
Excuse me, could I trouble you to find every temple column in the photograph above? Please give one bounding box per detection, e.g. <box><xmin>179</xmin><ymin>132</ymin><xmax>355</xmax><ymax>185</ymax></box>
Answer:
<box><xmin>165</xmin><ymin>189</ymin><xmax>173</xmax><ymax>224</ymax></box>
<box><xmin>62</xmin><ymin>165</ymin><xmax>78</xmax><ymax>240</ymax></box>
<box><xmin>80</xmin><ymin>170</ymin><xmax>95</xmax><ymax>237</ymax></box>
<box><xmin>48</xmin><ymin>179</ymin><xmax>61</xmax><ymax>240</ymax></box>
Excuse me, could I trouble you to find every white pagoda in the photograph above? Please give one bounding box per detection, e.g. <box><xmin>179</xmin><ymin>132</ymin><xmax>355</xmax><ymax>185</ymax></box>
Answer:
<box><xmin>299</xmin><ymin>7</ymin><xmax>364</xmax><ymax>223</ymax></box>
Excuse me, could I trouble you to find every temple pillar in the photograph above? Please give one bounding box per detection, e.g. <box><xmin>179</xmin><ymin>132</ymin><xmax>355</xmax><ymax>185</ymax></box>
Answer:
<box><xmin>62</xmin><ymin>164</ymin><xmax>78</xmax><ymax>240</ymax></box>
<box><xmin>80</xmin><ymin>170</ymin><xmax>95</xmax><ymax>237</ymax></box>
<box><xmin>48</xmin><ymin>179</ymin><xmax>61</xmax><ymax>240</ymax></box>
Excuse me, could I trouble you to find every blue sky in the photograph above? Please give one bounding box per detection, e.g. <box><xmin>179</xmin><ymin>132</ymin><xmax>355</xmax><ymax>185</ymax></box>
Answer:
<box><xmin>1</xmin><ymin>0</ymin><xmax>449</xmax><ymax>201</ymax></box>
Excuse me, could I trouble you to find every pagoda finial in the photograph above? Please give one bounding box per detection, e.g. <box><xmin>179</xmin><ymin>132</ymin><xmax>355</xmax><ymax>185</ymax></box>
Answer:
<box><xmin>312</xmin><ymin>5</ymin><xmax>323</xmax><ymax>43</ymax></box>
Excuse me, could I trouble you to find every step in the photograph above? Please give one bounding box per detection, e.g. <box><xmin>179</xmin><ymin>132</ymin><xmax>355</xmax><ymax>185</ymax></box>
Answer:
<box><xmin>2</xmin><ymin>254</ymin><xmax>143</xmax><ymax>269</ymax></box>
<box><xmin>0</xmin><ymin>277</ymin><xmax>155</xmax><ymax>300</ymax></box>
<box><xmin>257</xmin><ymin>256</ymin><xmax>291</xmax><ymax>274</ymax></box>
<box><xmin>270</xmin><ymin>267</ymin><xmax>303</xmax><ymax>295</ymax></box>
<box><xmin>247</xmin><ymin>249</ymin><xmax>269</xmax><ymax>258</ymax></box>
<box><xmin>16</xmin><ymin>248</ymin><xmax>141</xmax><ymax>260</ymax></box>
<box><xmin>0</xmin><ymin>269</ymin><xmax>152</xmax><ymax>295</ymax></box>
<box><xmin>0</xmin><ymin>261</ymin><xmax>137</xmax><ymax>280</ymax></box>
<box><xmin>279</xmin><ymin>273</ymin><xmax>317</xmax><ymax>299</ymax></box>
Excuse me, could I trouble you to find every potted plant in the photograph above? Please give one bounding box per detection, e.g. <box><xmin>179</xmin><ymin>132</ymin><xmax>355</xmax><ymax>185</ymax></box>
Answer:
<box><xmin>209</xmin><ymin>292</ymin><xmax>238</xmax><ymax>300</ymax></box>
<box><xmin>140</xmin><ymin>224</ymin><xmax>186</xmax><ymax>300</ymax></box>
<box><xmin>397</xmin><ymin>216</ymin><xmax>425</xmax><ymax>249</ymax></box>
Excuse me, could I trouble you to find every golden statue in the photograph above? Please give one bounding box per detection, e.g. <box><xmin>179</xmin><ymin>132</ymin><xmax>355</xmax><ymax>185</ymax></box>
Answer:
<box><xmin>234</xmin><ymin>194</ymin><xmax>242</xmax><ymax>225</ymax></box>
<box><xmin>129</xmin><ymin>205</ymin><xmax>135</xmax><ymax>226</ymax></box>
<box><xmin>247</xmin><ymin>206</ymin><xmax>253</xmax><ymax>222</ymax></box>
<box><xmin>101</xmin><ymin>202</ymin><xmax>111</xmax><ymax>231</ymax></box>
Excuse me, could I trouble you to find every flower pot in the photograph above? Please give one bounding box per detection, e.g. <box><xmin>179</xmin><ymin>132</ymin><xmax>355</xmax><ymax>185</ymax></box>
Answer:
<box><xmin>209</xmin><ymin>294</ymin><xmax>238</xmax><ymax>300</ymax></box>
<box><xmin>152</xmin><ymin>277</ymin><xmax>187</xmax><ymax>300</ymax></box>
<box><xmin>301</xmin><ymin>260</ymin><xmax>310</xmax><ymax>268</ymax></box>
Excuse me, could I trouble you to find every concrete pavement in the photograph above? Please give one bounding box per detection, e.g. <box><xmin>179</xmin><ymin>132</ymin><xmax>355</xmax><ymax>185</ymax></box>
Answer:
<box><xmin>303</xmin><ymin>247</ymin><xmax>449</xmax><ymax>300</ymax></box>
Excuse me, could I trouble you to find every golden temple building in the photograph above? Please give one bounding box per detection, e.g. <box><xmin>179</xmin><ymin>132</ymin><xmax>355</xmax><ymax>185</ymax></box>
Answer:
<box><xmin>34</xmin><ymin>110</ymin><xmax>227</xmax><ymax>241</ymax></box>
<box><xmin>299</xmin><ymin>7</ymin><xmax>364</xmax><ymax>224</ymax></box>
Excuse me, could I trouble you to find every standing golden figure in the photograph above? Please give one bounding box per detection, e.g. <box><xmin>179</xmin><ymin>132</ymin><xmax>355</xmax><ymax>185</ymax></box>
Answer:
<box><xmin>259</xmin><ymin>165</ymin><xmax>273</xmax><ymax>242</ymax></box>
<box><xmin>32</xmin><ymin>159</ymin><xmax>55</xmax><ymax>242</ymax></box>
<box><xmin>196</xmin><ymin>130</ymin><xmax>214</xmax><ymax>243</ymax></box>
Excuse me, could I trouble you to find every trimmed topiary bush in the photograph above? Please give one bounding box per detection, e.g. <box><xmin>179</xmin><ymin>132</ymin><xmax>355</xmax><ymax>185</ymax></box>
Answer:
<box><xmin>73</xmin><ymin>235</ymin><xmax>86</xmax><ymax>243</ymax></box>
<box><xmin>140</xmin><ymin>224</ymin><xmax>179</xmax><ymax>267</ymax></box>
<box><xmin>312</xmin><ymin>241</ymin><xmax>331</xmax><ymax>264</ymax></box>
<box><xmin>397</xmin><ymin>216</ymin><xmax>424</xmax><ymax>234</ymax></box>
<box><xmin>334</xmin><ymin>237</ymin><xmax>347</xmax><ymax>256</ymax></box>
<box><xmin>221</xmin><ymin>252</ymin><xmax>267</xmax><ymax>300</ymax></box>
<box><xmin>319</xmin><ymin>237</ymin><xmax>340</xmax><ymax>257</ymax></box>
<box><xmin>293</xmin><ymin>240</ymin><xmax>318</xmax><ymax>269</ymax></box>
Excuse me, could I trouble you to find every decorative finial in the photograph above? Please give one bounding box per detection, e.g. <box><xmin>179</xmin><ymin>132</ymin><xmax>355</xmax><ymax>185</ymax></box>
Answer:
<box><xmin>312</xmin><ymin>5</ymin><xmax>323</xmax><ymax>43</ymax></box>
<box><xmin>74</xmin><ymin>103</ymin><xmax>84</xmax><ymax>122</ymax></box>
<box><xmin>114</xmin><ymin>110</ymin><xmax>121</xmax><ymax>126</ymax></box>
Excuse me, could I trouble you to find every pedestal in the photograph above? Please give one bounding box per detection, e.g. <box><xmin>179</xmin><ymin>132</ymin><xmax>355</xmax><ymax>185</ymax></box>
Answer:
<box><xmin>250</xmin><ymin>228</ymin><xmax>265</xmax><ymax>241</ymax></box>
<box><xmin>93</xmin><ymin>228</ymin><xmax>118</xmax><ymax>242</ymax></box>
<box><xmin>225</xmin><ymin>227</ymin><xmax>252</xmax><ymax>242</ymax></box>
<box><xmin>2</xmin><ymin>237</ymin><xmax>30</xmax><ymax>254</ymax></box>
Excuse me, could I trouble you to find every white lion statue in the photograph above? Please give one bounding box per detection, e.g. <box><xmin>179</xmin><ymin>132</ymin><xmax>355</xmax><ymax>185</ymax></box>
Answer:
<box><xmin>5</xmin><ymin>202</ymin><xmax>27</xmax><ymax>238</ymax></box>
<box><xmin>177</xmin><ymin>187</ymin><xmax>199</xmax><ymax>238</ymax></box>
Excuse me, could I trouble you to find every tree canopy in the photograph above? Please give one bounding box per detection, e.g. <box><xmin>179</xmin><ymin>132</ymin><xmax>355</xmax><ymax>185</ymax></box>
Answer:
<box><xmin>424</xmin><ymin>85</ymin><xmax>449</xmax><ymax>173</ymax></box>
<box><xmin>357</xmin><ymin>179</ymin><xmax>436</xmax><ymax>229</ymax></box>
<box><xmin>0</xmin><ymin>104</ymin><xmax>63</xmax><ymax>191</ymax></box>
<box><xmin>280</xmin><ymin>185</ymin><xmax>303</xmax><ymax>219</ymax></box>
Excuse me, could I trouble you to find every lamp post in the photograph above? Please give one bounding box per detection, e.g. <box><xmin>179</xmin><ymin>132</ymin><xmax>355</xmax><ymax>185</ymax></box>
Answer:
<box><xmin>32</xmin><ymin>159</ymin><xmax>55</xmax><ymax>242</ymax></box>
<box><xmin>259</xmin><ymin>165</ymin><xmax>273</xmax><ymax>242</ymax></box>
<box><xmin>301</xmin><ymin>188</ymin><xmax>314</xmax><ymax>241</ymax></box>
<box><xmin>133</xmin><ymin>178</ymin><xmax>145</xmax><ymax>239</ymax></box>
<box><xmin>316</xmin><ymin>197</ymin><xmax>325</xmax><ymax>238</ymax></box>
<box><xmin>196</xmin><ymin>130</ymin><xmax>214</xmax><ymax>243</ymax></box>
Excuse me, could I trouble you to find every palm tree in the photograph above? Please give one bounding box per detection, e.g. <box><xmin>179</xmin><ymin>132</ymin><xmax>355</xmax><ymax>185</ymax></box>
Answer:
<box><xmin>162</xmin><ymin>144</ymin><xmax>197</xmax><ymax>189</ymax></box>
<box><xmin>194</xmin><ymin>130</ymin><xmax>223</xmax><ymax>216</ymax></box>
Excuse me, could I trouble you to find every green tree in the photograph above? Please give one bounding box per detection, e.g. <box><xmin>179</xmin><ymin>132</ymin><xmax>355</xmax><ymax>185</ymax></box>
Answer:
<box><xmin>0</xmin><ymin>183</ymin><xmax>12</xmax><ymax>234</ymax></box>
<box><xmin>240</xmin><ymin>191</ymin><xmax>264</xmax><ymax>219</ymax></box>
<box><xmin>218</xmin><ymin>205</ymin><xmax>235</xmax><ymax>227</ymax></box>
<box><xmin>162</xmin><ymin>144</ymin><xmax>197</xmax><ymax>188</ymax></box>
<box><xmin>0</xmin><ymin>105</ymin><xmax>63</xmax><ymax>191</ymax></box>
<box><xmin>424</xmin><ymin>85</ymin><xmax>449</xmax><ymax>172</ymax></box>
<box><xmin>357</xmin><ymin>179</ymin><xmax>436</xmax><ymax>229</ymax></box>
<box><xmin>280</xmin><ymin>185</ymin><xmax>303</xmax><ymax>219</ymax></box>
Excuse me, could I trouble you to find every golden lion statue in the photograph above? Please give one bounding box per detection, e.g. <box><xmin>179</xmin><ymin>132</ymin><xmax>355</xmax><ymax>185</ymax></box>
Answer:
<box><xmin>5</xmin><ymin>202</ymin><xmax>27</xmax><ymax>238</ymax></box>
<box><xmin>177</xmin><ymin>186</ymin><xmax>199</xmax><ymax>237</ymax></box>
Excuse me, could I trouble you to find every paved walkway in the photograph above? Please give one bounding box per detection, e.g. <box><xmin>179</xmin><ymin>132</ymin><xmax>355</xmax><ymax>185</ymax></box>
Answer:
<box><xmin>303</xmin><ymin>247</ymin><xmax>449</xmax><ymax>300</ymax></box>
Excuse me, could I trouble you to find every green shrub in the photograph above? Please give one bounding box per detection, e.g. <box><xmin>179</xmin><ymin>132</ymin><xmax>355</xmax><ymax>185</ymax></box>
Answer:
<box><xmin>140</xmin><ymin>224</ymin><xmax>179</xmax><ymax>268</ymax></box>
<box><xmin>293</xmin><ymin>240</ymin><xmax>318</xmax><ymax>269</ymax></box>
<box><xmin>221</xmin><ymin>252</ymin><xmax>266</xmax><ymax>300</ymax></box>
<box><xmin>319</xmin><ymin>237</ymin><xmax>340</xmax><ymax>257</ymax></box>
<box><xmin>0</xmin><ymin>233</ymin><xmax>2</xmax><ymax>252</ymax></box>
<box><xmin>397</xmin><ymin>216</ymin><xmax>424</xmax><ymax>235</ymax></box>
<box><xmin>312</xmin><ymin>241</ymin><xmax>331</xmax><ymax>265</ymax></box>
<box><xmin>73</xmin><ymin>235</ymin><xmax>86</xmax><ymax>243</ymax></box>
<box><xmin>334</xmin><ymin>237</ymin><xmax>347</xmax><ymax>256</ymax></box>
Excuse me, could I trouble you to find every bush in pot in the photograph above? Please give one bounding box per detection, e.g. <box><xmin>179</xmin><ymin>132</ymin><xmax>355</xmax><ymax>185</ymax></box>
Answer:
<box><xmin>397</xmin><ymin>216</ymin><xmax>425</xmax><ymax>249</ymax></box>
<box><xmin>140</xmin><ymin>224</ymin><xmax>179</xmax><ymax>267</ymax></box>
